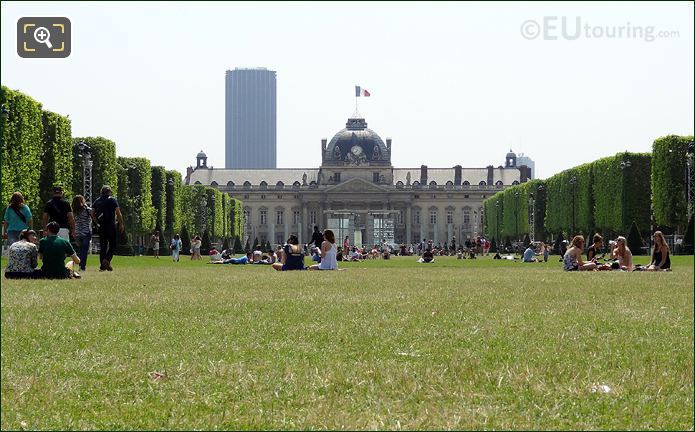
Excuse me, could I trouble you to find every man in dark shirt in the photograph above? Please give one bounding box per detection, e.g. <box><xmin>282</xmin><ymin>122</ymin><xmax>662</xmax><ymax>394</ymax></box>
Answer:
<box><xmin>309</xmin><ymin>225</ymin><xmax>324</xmax><ymax>249</ymax></box>
<box><xmin>42</xmin><ymin>186</ymin><xmax>75</xmax><ymax>241</ymax></box>
<box><xmin>39</xmin><ymin>222</ymin><xmax>80</xmax><ymax>279</ymax></box>
<box><xmin>91</xmin><ymin>185</ymin><xmax>125</xmax><ymax>271</ymax></box>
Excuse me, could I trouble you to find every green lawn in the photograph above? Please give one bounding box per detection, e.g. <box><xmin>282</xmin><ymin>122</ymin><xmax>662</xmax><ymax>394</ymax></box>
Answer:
<box><xmin>1</xmin><ymin>254</ymin><xmax>693</xmax><ymax>430</ymax></box>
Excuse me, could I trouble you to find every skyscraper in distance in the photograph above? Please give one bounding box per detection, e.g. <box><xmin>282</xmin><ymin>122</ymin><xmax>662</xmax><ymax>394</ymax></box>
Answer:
<box><xmin>225</xmin><ymin>68</ymin><xmax>277</xmax><ymax>168</ymax></box>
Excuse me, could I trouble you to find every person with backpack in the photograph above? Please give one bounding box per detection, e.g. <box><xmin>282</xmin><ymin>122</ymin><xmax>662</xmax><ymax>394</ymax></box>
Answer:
<box><xmin>72</xmin><ymin>195</ymin><xmax>95</xmax><ymax>272</ymax></box>
<box><xmin>91</xmin><ymin>186</ymin><xmax>125</xmax><ymax>271</ymax></box>
<box><xmin>42</xmin><ymin>186</ymin><xmax>75</xmax><ymax>241</ymax></box>
<box><xmin>2</xmin><ymin>192</ymin><xmax>33</xmax><ymax>246</ymax></box>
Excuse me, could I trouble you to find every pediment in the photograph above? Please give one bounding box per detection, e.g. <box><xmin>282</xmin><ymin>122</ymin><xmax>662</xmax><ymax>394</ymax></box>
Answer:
<box><xmin>324</xmin><ymin>177</ymin><xmax>391</xmax><ymax>193</ymax></box>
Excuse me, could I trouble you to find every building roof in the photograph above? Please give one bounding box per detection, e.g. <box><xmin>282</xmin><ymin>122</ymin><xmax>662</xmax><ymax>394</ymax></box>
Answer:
<box><xmin>323</xmin><ymin>117</ymin><xmax>390</xmax><ymax>166</ymax></box>
<box><xmin>188</xmin><ymin>168</ymin><xmax>319</xmax><ymax>186</ymax></box>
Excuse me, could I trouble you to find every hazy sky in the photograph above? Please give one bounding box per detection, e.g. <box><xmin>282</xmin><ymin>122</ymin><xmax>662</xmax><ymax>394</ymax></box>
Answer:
<box><xmin>2</xmin><ymin>1</ymin><xmax>693</xmax><ymax>179</ymax></box>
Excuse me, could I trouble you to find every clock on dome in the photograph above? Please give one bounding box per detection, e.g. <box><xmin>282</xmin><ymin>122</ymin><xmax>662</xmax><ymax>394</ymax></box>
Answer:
<box><xmin>351</xmin><ymin>145</ymin><xmax>363</xmax><ymax>155</ymax></box>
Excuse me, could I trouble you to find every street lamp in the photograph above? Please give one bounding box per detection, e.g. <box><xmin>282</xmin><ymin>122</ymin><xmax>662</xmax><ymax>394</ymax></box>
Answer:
<box><xmin>529</xmin><ymin>193</ymin><xmax>535</xmax><ymax>242</ymax></box>
<box><xmin>76</xmin><ymin>140</ymin><xmax>93</xmax><ymax>205</ymax></box>
<box><xmin>686</xmin><ymin>140</ymin><xmax>694</xmax><ymax>223</ymax></box>
<box><xmin>569</xmin><ymin>175</ymin><xmax>577</xmax><ymax>236</ymax></box>
<box><xmin>200</xmin><ymin>196</ymin><xmax>208</xmax><ymax>235</ymax></box>
<box><xmin>495</xmin><ymin>200</ymin><xmax>501</xmax><ymax>248</ymax></box>
<box><xmin>514</xmin><ymin>191</ymin><xmax>520</xmax><ymax>245</ymax></box>
<box><xmin>210</xmin><ymin>194</ymin><xmax>216</xmax><ymax>241</ymax></box>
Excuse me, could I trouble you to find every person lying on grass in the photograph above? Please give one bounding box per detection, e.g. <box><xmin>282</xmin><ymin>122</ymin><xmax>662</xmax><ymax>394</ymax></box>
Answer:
<box><xmin>309</xmin><ymin>229</ymin><xmax>339</xmax><ymax>270</ymax></box>
<box><xmin>209</xmin><ymin>252</ymin><xmax>252</xmax><ymax>264</ymax></box>
<box><xmin>563</xmin><ymin>235</ymin><xmax>597</xmax><ymax>271</ymax></box>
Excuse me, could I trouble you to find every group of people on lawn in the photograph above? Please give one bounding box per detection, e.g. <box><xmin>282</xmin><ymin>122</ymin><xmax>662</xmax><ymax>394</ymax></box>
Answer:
<box><xmin>2</xmin><ymin>185</ymin><xmax>124</xmax><ymax>279</ymax></box>
<box><xmin>2</xmin><ymin>186</ymin><xmax>675</xmax><ymax>278</ymax></box>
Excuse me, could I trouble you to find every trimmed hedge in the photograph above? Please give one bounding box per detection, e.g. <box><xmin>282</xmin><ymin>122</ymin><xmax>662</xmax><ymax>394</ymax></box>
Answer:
<box><xmin>1</xmin><ymin>86</ymin><xmax>44</xmax><ymax>215</ymax></box>
<box><xmin>652</xmin><ymin>135</ymin><xmax>693</xmax><ymax>231</ymax></box>
<box><xmin>484</xmin><ymin>193</ymin><xmax>504</xmax><ymax>241</ymax></box>
<box><xmin>117</xmin><ymin>157</ymin><xmax>155</xmax><ymax>235</ymax></box>
<box><xmin>165</xmin><ymin>170</ymin><xmax>183</xmax><ymax>235</ymax></box>
<box><xmin>40</xmin><ymin>110</ymin><xmax>73</xmax><ymax>203</ymax></box>
<box><xmin>151</xmin><ymin>166</ymin><xmax>166</xmax><ymax>232</ymax></box>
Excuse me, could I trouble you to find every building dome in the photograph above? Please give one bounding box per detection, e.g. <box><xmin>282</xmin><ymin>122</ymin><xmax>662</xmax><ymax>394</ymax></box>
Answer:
<box><xmin>323</xmin><ymin>117</ymin><xmax>390</xmax><ymax>166</ymax></box>
<box><xmin>506</xmin><ymin>149</ymin><xmax>516</xmax><ymax>159</ymax></box>
<box><xmin>197</xmin><ymin>150</ymin><xmax>207</xmax><ymax>159</ymax></box>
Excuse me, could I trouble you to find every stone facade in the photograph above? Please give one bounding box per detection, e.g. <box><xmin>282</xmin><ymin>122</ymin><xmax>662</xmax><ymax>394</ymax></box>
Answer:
<box><xmin>186</xmin><ymin>115</ymin><xmax>530</xmax><ymax>247</ymax></box>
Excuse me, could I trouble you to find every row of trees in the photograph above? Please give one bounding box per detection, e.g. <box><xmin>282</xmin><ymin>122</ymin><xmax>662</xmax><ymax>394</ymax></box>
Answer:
<box><xmin>1</xmin><ymin>86</ymin><xmax>244</xmax><ymax>255</ymax></box>
<box><xmin>484</xmin><ymin>140</ymin><xmax>693</xmax><ymax>253</ymax></box>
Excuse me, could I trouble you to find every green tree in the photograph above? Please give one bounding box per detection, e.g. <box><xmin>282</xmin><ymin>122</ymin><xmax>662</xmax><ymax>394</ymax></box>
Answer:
<box><xmin>72</xmin><ymin>137</ymin><xmax>118</xmax><ymax>200</ymax></box>
<box><xmin>651</xmin><ymin>135</ymin><xmax>693</xmax><ymax>231</ymax></box>
<box><xmin>150</xmin><ymin>166</ymin><xmax>167</xmax><ymax>234</ymax></box>
<box><xmin>40</xmin><ymin>110</ymin><xmax>73</xmax><ymax>203</ymax></box>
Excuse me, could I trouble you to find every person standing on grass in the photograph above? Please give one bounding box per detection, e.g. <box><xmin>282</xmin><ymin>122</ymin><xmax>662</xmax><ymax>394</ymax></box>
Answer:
<box><xmin>190</xmin><ymin>235</ymin><xmax>202</xmax><ymax>260</ymax></box>
<box><xmin>151</xmin><ymin>231</ymin><xmax>160</xmax><ymax>259</ymax></box>
<box><xmin>170</xmin><ymin>234</ymin><xmax>182</xmax><ymax>262</ymax></box>
<box><xmin>342</xmin><ymin>235</ymin><xmax>350</xmax><ymax>254</ymax></box>
<box><xmin>39</xmin><ymin>221</ymin><xmax>81</xmax><ymax>279</ymax></box>
<box><xmin>42</xmin><ymin>186</ymin><xmax>75</xmax><ymax>242</ymax></box>
<box><xmin>92</xmin><ymin>186</ymin><xmax>125</xmax><ymax>272</ymax></box>
<box><xmin>71</xmin><ymin>195</ymin><xmax>95</xmax><ymax>272</ymax></box>
<box><xmin>4</xmin><ymin>229</ymin><xmax>42</xmax><ymax>279</ymax></box>
<box><xmin>543</xmin><ymin>243</ymin><xmax>550</xmax><ymax>262</ymax></box>
<box><xmin>309</xmin><ymin>225</ymin><xmax>324</xmax><ymax>250</ymax></box>
<box><xmin>2</xmin><ymin>192</ymin><xmax>33</xmax><ymax>246</ymax></box>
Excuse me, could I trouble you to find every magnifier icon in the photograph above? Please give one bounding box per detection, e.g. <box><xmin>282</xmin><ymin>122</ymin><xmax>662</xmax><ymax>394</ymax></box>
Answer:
<box><xmin>33</xmin><ymin>26</ymin><xmax>53</xmax><ymax>49</ymax></box>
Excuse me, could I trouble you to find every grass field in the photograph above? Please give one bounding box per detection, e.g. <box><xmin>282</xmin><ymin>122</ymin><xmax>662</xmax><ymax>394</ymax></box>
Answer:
<box><xmin>1</xmin><ymin>254</ymin><xmax>693</xmax><ymax>430</ymax></box>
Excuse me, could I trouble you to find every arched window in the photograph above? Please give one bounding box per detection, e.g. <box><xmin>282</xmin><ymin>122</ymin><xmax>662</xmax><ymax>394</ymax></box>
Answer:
<box><xmin>276</xmin><ymin>181</ymin><xmax>284</xmax><ymax>190</ymax></box>
<box><xmin>396</xmin><ymin>181</ymin><xmax>404</xmax><ymax>189</ymax></box>
<box><xmin>462</xmin><ymin>180</ymin><xmax>470</xmax><ymax>186</ymax></box>
<box><xmin>259</xmin><ymin>181</ymin><xmax>268</xmax><ymax>190</ymax></box>
<box><xmin>512</xmin><ymin>180</ymin><xmax>519</xmax><ymax>185</ymax></box>
<box><xmin>445</xmin><ymin>180</ymin><xmax>454</xmax><ymax>188</ymax></box>
<box><xmin>412</xmin><ymin>180</ymin><xmax>420</xmax><ymax>187</ymax></box>
<box><xmin>292</xmin><ymin>181</ymin><xmax>301</xmax><ymax>189</ymax></box>
<box><xmin>210</xmin><ymin>181</ymin><xmax>218</xmax><ymax>187</ymax></box>
<box><xmin>243</xmin><ymin>181</ymin><xmax>252</xmax><ymax>190</ymax></box>
<box><xmin>194</xmin><ymin>181</ymin><xmax>202</xmax><ymax>185</ymax></box>
<box><xmin>429</xmin><ymin>181</ymin><xmax>437</xmax><ymax>189</ymax></box>
<box><xmin>496</xmin><ymin>180</ymin><xmax>504</xmax><ymax>187</ymax></box>
<box><xmin>479</xmin><ymin>181</ymin><xmax>486</xmax><ymax>186</ymax></box>
<box><xmin>226</xmin><ymin>181</ymin><xmax>235</xmax><ymax>189</ymax></box>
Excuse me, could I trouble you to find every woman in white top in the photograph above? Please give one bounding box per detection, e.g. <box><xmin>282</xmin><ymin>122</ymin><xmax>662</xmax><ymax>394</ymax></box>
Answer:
<box><xmin>309</xmin><ymin>229</ymin><xmax>338</xmax><ymax>270</ymax></box>
<box><xmin>611</xmin><ymin>236</ymin><xmax>633</xmax><ymax>271</ymax></box>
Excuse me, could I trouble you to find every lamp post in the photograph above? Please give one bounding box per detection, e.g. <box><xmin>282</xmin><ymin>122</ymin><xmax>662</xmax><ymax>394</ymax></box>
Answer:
<box><xmin>569</xmin><ymin>175</ymin><xmax>577</xmax><ymax>236</ymax></box>
<box><xmin>529</xmin><ymin>192</ymin><xmax>535</xmax><ymax>242</ymax></box>
<box><xmin>620</xmin><ymin>158</ymin><xmax>632</xmax><ymax>230</ymax></box>
<box><xmin>495</xmin><ymin>200</ymin><xmax>501</xmax><ymax>248</ymax></box>
<box><xmin>166</xmin><ymin>178</ymin><xmax>174</xmax><ymax>236</ymax></box>
<box><xmin>514</xmin><ymin>191</ymin><xmax>520</xmax><ymax>244</ymax></box>
<box><xmin>200</xmin><ymin>196</ymin><xmax>208</xmax><ymax>235</ymax></box>
<box><xmin>687</xmin><ymin>140</ymin><xmax>694</xmax><ymax>224</ymax></box>
<box><xmin>76</xmin><ymin>140</ymin><xmax>93</xmax><ymax>205</ymax></box>
<box><xmin>210</xmin><ymin>194</ymin><xmax>216</xmax><ymax>242</ymax></box>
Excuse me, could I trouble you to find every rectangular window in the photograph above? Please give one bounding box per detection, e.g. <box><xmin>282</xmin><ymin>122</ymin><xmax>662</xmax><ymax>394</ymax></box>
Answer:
<box><xmin>309</xmin><ymin>210</ymin><xmax>317</xmax><ymax>226</ymax></box>
<box><xmin>260</xmin><ymin>210</ymin><xmax>267</xmax><ymax>225</ymax></box>
<box><xmin>334</xmin><ymin>173</ymin><xmax>341</xmax><ymax>183</ymax></box>
<box><xmin>397</xmin><ymin>211</ymin><xmax>403</xmax><ymax>225</ymax></box>
<box><xmin>293</xmin><ymin>211</ymin><xmax>300</xmax><ymax>225</ymax></box>
<box><xmin>373</xmin><ymin>172</ymin><xmax>380</xmax><ymax>183</ymax></box>
<box><xmin>429</xmin><ymin>211</ymin><xmax>437</xmax><ymax>225</ymax></box>
<box><xmin>276</xmin><ymin>211</ymin><xmax>284</xmax><ymax>225</ymax></box>
<box><xmin>447</xmin><ymin>211</ymin><xmax>453</xmax><ymax>224</ymax></box>
<box><xmin>413</xmin><ymin>211</ymin><xmax>420</xmax><ymax>225</ymax></box>
<box><xmin>463</xmin><ymin>211</ymin><xmax>470</xmax><ymax>225</ymax></box>
<box><xmin>244</xmin><ymin>210</ymin><xmax>250</xmax><ymax>224</ymax></box>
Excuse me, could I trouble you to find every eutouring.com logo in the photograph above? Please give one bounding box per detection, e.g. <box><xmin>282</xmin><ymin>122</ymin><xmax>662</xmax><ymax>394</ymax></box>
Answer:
<box><xmin>520</xmin><ymin>16</ymin><xmax>680</xmax><ymax>42</ymax></box>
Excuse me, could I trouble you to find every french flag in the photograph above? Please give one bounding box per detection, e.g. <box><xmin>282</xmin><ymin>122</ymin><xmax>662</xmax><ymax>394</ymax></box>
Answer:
<box><xmin>355</xmin><ymin>86</ymin><xmax>371</xmax><ymax>97</ymax></box>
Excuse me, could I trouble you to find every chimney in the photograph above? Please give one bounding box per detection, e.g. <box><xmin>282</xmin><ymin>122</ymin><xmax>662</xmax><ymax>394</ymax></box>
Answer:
<box><xmin>185</xmin><ymin>166</ymin><xmax>194</xmax><ymax>185</ymax></box>
<box><xmin>486</xmin><ymin>165</ymin><xmax>494</xmax><ymax>186</ymax></box>
<box><xmin>454</xmin><ymin>165</ymin><xmax>462</xmax><ymax>186</ymax></box>
<box><xmin>420</xmin><ymin>165</ymin><xmax>428</xmax><ymax>185</ymax></box>
<box><xmin>386</xmin><ymin>138</ymin><xmax>392</xmax><ymax>152</ymax></box>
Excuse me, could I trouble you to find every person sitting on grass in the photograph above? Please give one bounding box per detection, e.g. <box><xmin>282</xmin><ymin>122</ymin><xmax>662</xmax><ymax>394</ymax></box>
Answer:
<box><xmin>311</xmin><ymin>247</ymin><xmax>321</xmax><ymax>263</ymax></box>
<box><xmin>309</xmin><ymin>229</ymin><xmax>338</xmax><ymax>270</ymax></box>
<box><xmin>562</xmin><ymin>235</ymin><xmax>597</xmax><ymax>271</ymax></box>
<box><xmin>646</xmin><ymin>231</ymin><xmax>671</xmax><ymax>271</ymax></box>
<box><xmin>272</xmin><ymin>235</ymin><xmax>306</xmax><ymax>271</ymax></box>
<box><xmin>587</xmin><ymin>234</ymin><xmax>604</xmax><ymax>262</ymax></box>
<box><xmin>254</xmin><ymin>250</ymin><xmax>276</xmax><ymax>265</ymax></box>
<box><xmin>4</xmin><ymin>229</ymin><xmax>42</xmax><ymax>279</ymax></box>
<box><xmin>418</xmin><ymin>246</ymin><xmax>435</xmax><ymax>263</ymax></box>
<box><xmin>523</xmin><ymin>244</ymin><xmax>540</xmax><ymax>262</ymax></box>
<box><xmin>39</xmin><ymin>221</ymin><xmax>81</xmax><ymax>279</ymax></box>
<box><xmin>610</xmin><ymin>236</ymin><xmax>633</xmax><ymax>271</ymax></box>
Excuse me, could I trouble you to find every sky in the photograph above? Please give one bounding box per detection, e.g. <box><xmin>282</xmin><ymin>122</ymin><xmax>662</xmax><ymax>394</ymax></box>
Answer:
<box><xmin>1</xmin><ymin>1</ymin><xmax>693</xmax><ymax>179</ymax></box>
